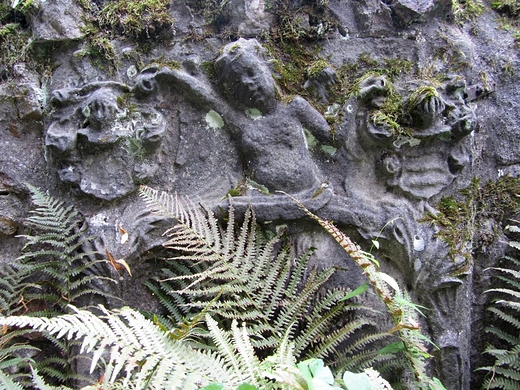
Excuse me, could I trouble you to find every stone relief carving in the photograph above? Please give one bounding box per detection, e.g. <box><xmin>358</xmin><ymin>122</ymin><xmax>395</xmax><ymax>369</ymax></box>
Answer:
<box><xmin>46</xmin><ymin>81</ymin><xmax>166</xmax><ymax>200</ymax></box>
<box><xmin>328</xmin><ymin>71</ymin><xmax>479</xmax><ymax>388</ymax></box>
<box><xmin>41</xmin><ymin>36</ymin><xmax>485</xmax><ymax>388</ymax></box>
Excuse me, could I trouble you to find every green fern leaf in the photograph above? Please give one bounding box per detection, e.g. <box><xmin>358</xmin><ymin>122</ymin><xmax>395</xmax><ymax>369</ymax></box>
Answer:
<box><xmin>140</xmin><ymin>187</ymin><xmax>392</xmax><ymax>379</ymax></box>
<box><xmin>1</xmin><ymin>306</ymin><xmax>234</xmax><ymax>389</ymax></box>
<box><xmin>0</xmin><ymin>370</ymin><xmax>26</xmax><ymax>390</ymax></box>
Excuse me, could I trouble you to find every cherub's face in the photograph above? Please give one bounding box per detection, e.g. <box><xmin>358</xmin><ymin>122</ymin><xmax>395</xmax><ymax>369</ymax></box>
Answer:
<box><xmin>217</xmin><ymin>50</ymin><xmax>277</xmax><ymax>114</ymax></box>
<box><xmin>232</xmin><ymin>55</ymin><xmax>276</xmax><ymax>111</ymax></box>
<box><xmin>45</xmin><ymin>85</ymin><xmax>165</xmax><ymax>200</ymax></box>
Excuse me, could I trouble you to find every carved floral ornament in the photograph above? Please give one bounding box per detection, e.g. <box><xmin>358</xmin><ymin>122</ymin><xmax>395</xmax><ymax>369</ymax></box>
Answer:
<box><xmin>45</xmin><ymin>81</ymin><xmax>166</xmax><ymax>200</ymax></box>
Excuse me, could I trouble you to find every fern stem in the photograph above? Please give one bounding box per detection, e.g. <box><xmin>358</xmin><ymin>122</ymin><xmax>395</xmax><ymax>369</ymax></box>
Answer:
<box><xmin>282</xmin><ymin>192</ymin><xmax>436</xmax><ymax>388</ymax></box>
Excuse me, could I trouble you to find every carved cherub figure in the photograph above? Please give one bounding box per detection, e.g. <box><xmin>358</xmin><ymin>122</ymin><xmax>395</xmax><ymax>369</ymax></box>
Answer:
<box><xmin>141</xmin><ymin>38</ymin><xmax>335</xmax><ymax>220</ymax></box>
<box><xmin>214</xmin><ymin>39</ymin><xmax>332</xmax><ymax>195</ymax></box>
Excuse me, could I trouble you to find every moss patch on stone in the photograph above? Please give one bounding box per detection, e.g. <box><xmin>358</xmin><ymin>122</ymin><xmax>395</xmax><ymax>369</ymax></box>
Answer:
<box><xmin>99</xmin><ymin>0</ymin><xmax>173</xmax><ymax>40</ymax></box>
<box><xmin>421</xmin><ymin>176</ymin><xmax>520</xmax><ymax>264</ymax></box>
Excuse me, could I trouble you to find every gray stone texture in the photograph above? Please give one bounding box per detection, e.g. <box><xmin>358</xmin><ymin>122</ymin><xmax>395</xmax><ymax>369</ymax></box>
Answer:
<box><xmin>1</xmin><ymin>0</ymin><xmax>520</xmax><ymax>388</ymax></box>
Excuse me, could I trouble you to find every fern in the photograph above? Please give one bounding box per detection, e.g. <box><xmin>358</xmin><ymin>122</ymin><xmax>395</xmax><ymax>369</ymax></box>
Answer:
<box><xmin>139</xmin><ymin>186</ymin><xmax>390</xmax><ymax>371</ymax></box>
<box><xmin>1</xmin><ymin>305</ymin><xmax>234</xmax><ymax>389</ymax></box>
<box><xmin>15</xmin><ymin>184</ymin><xmax>114</xmax><ymax>314</ymax></box>
<box><xmin>0</xmin><ymin>306</ymin><xmax>321</xmax><ymax>390</ymax></box>
<box><xmin>481</xmin><ymin>232</ymin><xmax>520</xmax><ymax>389</ymax></box>
<box><xmin>0</xmin><ymin>185</ymin><xmax>118</xmax><ymax>388</ymax></box>
<box><xmin>282</xmin><ymin>192</ymin><xmax>443</xmax><ymax>389</ymax></box>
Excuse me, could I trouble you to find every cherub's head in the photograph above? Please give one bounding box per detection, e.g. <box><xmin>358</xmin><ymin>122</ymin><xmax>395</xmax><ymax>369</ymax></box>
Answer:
<box><xmin>215</xmin><ymin>38</ymin><xmax>277</xmax><ymax>114</ymax></box>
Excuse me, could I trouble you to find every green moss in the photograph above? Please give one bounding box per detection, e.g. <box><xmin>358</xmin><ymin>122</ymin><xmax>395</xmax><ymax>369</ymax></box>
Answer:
<box><xmin>357</xmin><ymin>52</ymin><xmax>379</xmax><ymax>68</ymax></box>
<box><xmin>0</xmin><ymin>7</ymin><xmax>32</xmax><ymax>78</ymax></box>
<box><xmin>421</xmin><ymin>176</ymin><xmax>520</xmax><ymax>265</ymax></box>
<box><xmin>307</xmin><ymin>59</ymin><xmax>330</xmax><ymax>78</ymax></box>
<box><xmin>491</xmin><ymin>0</ymin><xmax>520</xmax><ymax>19</ymax></box>
<box><xmin>451</xmin><ymin>0</ymin><xmax>485</xmax><ymax>23</ymax></box>
<box><xmin>100</xmin><ymin>0</ymin><xmax>173</xmax><ymax>40</ymax></box>
<box><xmin>74</xmin><ymin>0</ymin><xmax>92</xmax><ymax>12</ymax></box>
<box><xmin>202</xmin><ymin>60</ymin><xmax>216</xmax><ymax>78</ymax></box>
<box><xmin>405</xmin><ymin>85</ymin><xmax>440</xmax><ymax>111</ymax></box>
<box><xmin>75</xmin><ymin>25</ymin><xmax>119</xmax><ymax>71</ymax></box>
<box><xmin>11</xmin><ymin>0</ymin><xmax>38</xmax><ymax>15</ymax></box>
<box><xmin>148</xmin><ymin>56</ymin><xmax>180</xmax><ymax>70</ymax></box>
<box><xmin>184</xmin><ymin>0</ymin><xmax>230</xmax><ymax>33</ymax></box>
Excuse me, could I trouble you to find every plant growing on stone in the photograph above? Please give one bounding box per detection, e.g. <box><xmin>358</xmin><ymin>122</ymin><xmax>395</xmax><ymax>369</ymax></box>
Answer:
<box><xmin>421</xmin><ymin>176</ymin><xmax>520</xmax><ymax>265</ymax></box>
<box><xmin>479</xmin><ymin>221</ymin><xmax>520</xmax><ymax>389</ymax></box>
<box><xmin>0</xmin><ymin>305</ymin><xmax>397</xmax><ymax>390</ymax></box>
<box><xmin>99</xmin><ymin>0</ymin><xmax>173</xmax><ymax>40</ymax></box>
<box><xmin>139</xmin><ymin>186</ymin><xmax>395</xmax><ymax>372</ymax></box>
<box><xmin>451</xmin><ymin>0</ymin><xmax>485</xmax><ymax>23</ymax></box>
<box><xmin>0</xmin><ymin>1</ymin><xmax>33</xmax><ymax>77</ymax></box>
<box><xmin>0</xmin><ymin>185</ymin><xmax>115</xmax><ymax>387</ymax></box>
<box><xmin>283</xmin><ymin>193</ymin><xmax>445</xmax><ymax>390</ymax></box>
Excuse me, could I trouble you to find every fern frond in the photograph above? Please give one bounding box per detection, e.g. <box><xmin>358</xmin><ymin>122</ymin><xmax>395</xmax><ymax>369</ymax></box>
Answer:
<box><xmin>483</xmin><ymin>345</ymin><xmax>520</xmax><ymax>368</ymax></box>
<box><xmin>0</xmin><ymin>371</ymin><xmax>25</xmax><ymax>390</ymax></box>
<box><xmin>1</xmin><ymin>306</ymin><xmax>233</xmax><ymax>389</ymax></box>
<box><xmin>482</xmin><ymin>244</ymin><xmax>520</xmax><ymax>389</ymax></box>
<box><xmin>486</xmin><ymin>326</ymin><xmax>520</xmax><ymax>346</ymax></box>
<box><xmin>140</xmin><ymin>187</ymin><xmax>389</xmax><ymax>378</ymax></box>
<box><xmin>206</xmin><ymin>315</ymin><xmax>250</xmax><ymax>384</ymax></box>
<box><xmin>283</xmin><ymin>192</ymin><xmax>435</xmax><ymax>388</ymax></box>
<box><xmin>482</xmin><ymin>370</ymin><xmax>520</xmax><ymax>390</ymax></box>
<box><xmin>487</xmin><ymin>307</ymin><xmax>520</xmax><ymax>330</ymax></box>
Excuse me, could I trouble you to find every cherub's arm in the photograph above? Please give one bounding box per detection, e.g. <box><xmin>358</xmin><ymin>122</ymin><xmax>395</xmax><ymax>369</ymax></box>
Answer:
<box><xmin>288</xmin><ymin>96</ymin><xmax>331</xmax><ymax>143</ymax></box>
<box><xmin>155</xmin><ymin>67</ymin><xmax>222</xmax><ymax>110</ymax></box>
<box><xmin>135</xmin><ymin>66</ymin><xmax>245</xmax><ymax>138</ymax></box>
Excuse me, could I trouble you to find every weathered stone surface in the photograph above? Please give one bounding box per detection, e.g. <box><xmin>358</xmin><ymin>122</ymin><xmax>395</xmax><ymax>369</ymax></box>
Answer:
<box><xmin>2</xmin><ymin>1</ymin><xmax>520</xmax><ymax>388</ymax></box>
<box><xmin>30</xmin><ymin>0</ymin><xmax>87</xmax><ymax>41</ymax></box>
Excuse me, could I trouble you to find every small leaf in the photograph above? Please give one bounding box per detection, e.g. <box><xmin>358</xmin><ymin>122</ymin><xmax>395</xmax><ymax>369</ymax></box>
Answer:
<box><xmin>205</xmin><ymin>110</ymin><xmax>224</xmax><ymax>129</ymax></box>
<box><xmin>508</xmin><ymin>241</ymin><xmax>520</xmax><ymax>251</ymax></box>
<box><xmin>377</xmin><ymin>341</ymin><xmax>404</xmax><ymax>355</ymax></box>
<box><xmin>505</xmin><ymin>225</ymin><xmax>520</xmax><ymax>233</ymax></box>
<box><xmin>342</xmin><ymin>371</ymin><xmax>372</xmax><ymax>390</ymax></box>
<box><xmin>236</xmin><ymin>384</ymin><xmax>259</xmax><ymax>390</ymax></box>
<box><xmin>297</xmin><ymin>359</ymin><xmax>339</xmax><ymax>390</ymax></box>
<box><xmin>429</xmin><ymin>377</ymin><xmax>447</xmax><ymax>390</ymax></box>
<box><xmin>119</xmin><ymin>225</ymin><xmax>129</xmax><ymax>244</ymax></box>
<box><xmin>106</xmin><ymin>249</ymin><xmax>132</xmax><ymax>277</ymax></box>
<box><xmin>340</xmin><ymin>282</ymin><xmax>369</xmax><ymax>301</ymax></box>
<box><xmin>199</xmin><ymin>384</ymin><xmax>225</xmax><ymax>390</ymax></box>
<box><xmin>115</xmin><ymin>259</ymin><xmax>132</xmax><ymax>277</ymax></box>
<box><xmin>378</xmin><ymin>272</ymin><xmax>400</xmax><ymax>293</ymax></box>
<box><xmin>245</xmin><ymin>108</ymin><xmax>262</xmax><ymax>120</ymax></box>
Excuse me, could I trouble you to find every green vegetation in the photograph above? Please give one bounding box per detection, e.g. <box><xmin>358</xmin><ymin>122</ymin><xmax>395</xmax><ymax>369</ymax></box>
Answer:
<box><xmin>0</xmin><ymin>185</ymin><xmax>115</xmax><ymax>387</ymax></box>
<box><xmin>479</xmin><ymin>221</ymin><xmax>520</xmax><ymax>389</ymax></box>
<box><xmin>99</xmin><ymin>0</ymin><xmax>173</xmax><ymax>40</ymax></box>
<box><xmin>75</xmin><ymin>0</ymin><xmax>174</xmax><ymax>70</ymax></box>
<box><xmin>490</xmin><ymin>0</ymin><xmax>520</xmax><ymax>43</ymax></box>
<box><xmin>491</xmin><ymin>0</ymin><xmax>520</xmax><ymax>19</ymax></box>
<box><xmin>185</xmin><ymin>0</ymin><xmax>230</xmax><ymax>34</ymax></box>
<box><xmin>0</xmin><ymin>1</ymin><xmax>35</xmax><ymax>78</ymax></box>
<box><xmin>0</xmin><ymin>185</ymin><xmax>449</xmax><ymax>388</ymax></box>
<box><xmin>76</xmin><ymin>23</ymin><xmax>119</xmax><ymax>71</ymax></box>
<box><xmin>266</xmin><ymin>0</ymin><xmax>335</xmax><ymax>41</ymax></box>
<box><xmin>421</xmin><ymin>176</ymin><xmax>520</xmax><ymax>266</ymax></box>
<box><xmin>265</xmin><ymin>40</ymin><xmax>416</xmax><ymax>136</ymax></box>
<box><xmin>451</xmin><ymin>0</ymin><xmax>485</xmax><ymax>23</ymax></box>
<box><xmin>287</xmin><ymin>193</ymin><xmax>444</xmax><ymax>389</ymax></box>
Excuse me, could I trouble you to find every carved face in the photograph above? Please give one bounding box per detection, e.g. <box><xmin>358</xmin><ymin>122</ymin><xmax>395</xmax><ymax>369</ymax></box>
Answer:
<box><xmin>81</xmin><ymin>89</ymin><xmax>124</xmax><ymax>132</ymax></box>
<box><xmin>215</xmin><ymin>40</ymin><xmax>277</xmax><ymax>114</ymax></box>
